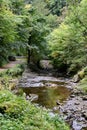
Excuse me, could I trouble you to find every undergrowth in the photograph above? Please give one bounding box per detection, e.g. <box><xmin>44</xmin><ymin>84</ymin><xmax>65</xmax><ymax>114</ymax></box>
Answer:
<box><xmin>0</xmin><ymin>64</ymin><xmax>25</xmax><ymax>91</ymax></box>
<box><xmin>0</xmin><ymin>64</ymin><xmax>25</xmax><ymax>77</ymax></box>
<box><xmin>0</xmin><ymin>90</ymin><xmax>70</xmax><ymax>130</ymax></box>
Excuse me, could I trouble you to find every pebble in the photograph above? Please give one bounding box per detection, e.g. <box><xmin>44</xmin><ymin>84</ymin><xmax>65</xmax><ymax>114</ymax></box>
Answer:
<box><xmin>74</xmin><ymin>102</ymin><xmax>80</xmax><ymax>105</ymax></box>
<box><xmin>82</xmin><ymin>112</ymin><xmax>87</xmax><ymax>120</ymax></box>
<box><xmin>70</xmin><ymin>95</ymin><xmax>75</xmax><ymax>98</ymax></box>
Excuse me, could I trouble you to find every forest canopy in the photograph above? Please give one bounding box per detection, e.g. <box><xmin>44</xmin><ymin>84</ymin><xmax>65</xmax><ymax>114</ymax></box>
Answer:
<box><xmin>47</xmin><ymin>0</ymin><xmax>87</xmax><ymax>74</ymax></box>
<box><xmin>0</xmin><ymin>0</ymin><xmax>87</xmax><ymax>74</ymax></box>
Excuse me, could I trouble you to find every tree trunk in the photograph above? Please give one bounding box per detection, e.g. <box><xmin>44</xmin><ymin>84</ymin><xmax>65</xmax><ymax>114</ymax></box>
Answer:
<box><xmin>27</xmin><ymin>49</ymin><xmax>31</xmax><ymax>64</ymax></box>
<box><xmin>27</xmin><ymin>33</ymin><xmax>32</xmax><ymax>64</ymax></box>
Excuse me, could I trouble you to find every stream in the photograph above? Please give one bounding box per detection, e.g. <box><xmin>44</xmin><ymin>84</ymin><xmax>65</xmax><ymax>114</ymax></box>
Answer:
<box><xmin>18</xmin><ymin>68</ymin><xmax>87</xmax><ymax>130</ymax></box>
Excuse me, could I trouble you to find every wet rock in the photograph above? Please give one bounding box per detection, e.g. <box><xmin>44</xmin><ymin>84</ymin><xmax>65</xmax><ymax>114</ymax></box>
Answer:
<box><xmin>30</xmin><ymin>82</ymin><xmax>44</xmax><ymax>87</ymax></box>
<box><xmin>63</xmin><ymin>115</ymin><xmax>68</xmax><ymax>120</ymax></box>
<box><xmin>82</xmin><ymin>112</ymin><xmax>87</xmax><ymax>120</ymax></box>
<box><xmin>63</xmin><ymin>110</ymin><xmax>68</xmax><ymax>114</ymax></box>
<box><xmin>72</xmin><ymin>89</ymin><xmax>83</xmax><ymax>95</ymax></box>
<box><xmin>56</xmin><ymin>100</ymin><xmax>61</xmax><ymax>105</ymax></box>
<box><xmin>26</xmin><ymin>95</ymin><xmax>30</xmax><ymax>100</ymax></box>
<box><xmin>53</xmin><ymin>107</ymin><xmax>59</xmax><ymax>111</ymax></box>
<box><xmin>82</xmin><ymin>96</ymin><xmax>87</xmax><ymax>101</ymax></box>
<box><xmin>45</xmin><ymin>83</ymin><xmax>57</xmax><ymax>87</ymax></box>
<box><xmin>28</xmin><ymin>94</ymin><xmax>38</xmax><ymax>102</ymax></box>
<box><xmin>49</xmin><ymin>112</ymin><xmax>55</xmax><ymax>118</ymax></box>
<box><xmin>74</xmin><ymin>102</ymin><xmax>80</xmax><ymax>105</ymax></box>
<box><xmin>70</xmin><ymin>95</ymin><xmax>75</xmax><ymax>98</ymax></box>
<box><xmin>73</xmin><ymin>74</ymin><xmax>80</xmax><ymax>83</ymax></box>
<box><xmin>72</xmin><ymin>120</ymin><xmax>83</xmax><ymax>130</ymax></box>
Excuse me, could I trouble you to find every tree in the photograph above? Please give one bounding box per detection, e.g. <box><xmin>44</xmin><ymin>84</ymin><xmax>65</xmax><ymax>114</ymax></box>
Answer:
<box><xmin>0</xmin><ymin>0</ymin><xmax>22</xmax><ymax>65</ymax></box>
<box><xmin>45</xmin><ymin>0</ymin><xmax>66</xmax><ymax>16</ymax></box>
<box><xmin>27</xmin><ymin>0</ymin><xmax>58</xmax><ymax>65</ymax></box>
<box><xmin>27</xmin><ymin>0</ymin><xmax>49</xmax><ymax>64</ymax></box>
<box><xmin>48</xmin><ymin>0</ymin><xmax>87</xmax><ymax>74</ymax></box>
<box><xmin>0</xmin><ymin>0</ymin><xmax>29</xmax><ymax>65</ymax></box>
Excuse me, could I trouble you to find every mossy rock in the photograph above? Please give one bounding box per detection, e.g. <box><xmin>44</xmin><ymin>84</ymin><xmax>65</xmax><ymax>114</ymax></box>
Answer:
<box><xmin>83</xmin><ymin>67</ymin><xmax>87</xmax><ymax>75</ymax></box>
<box><xmin>74</xmin><ymin>67</ymin><xmax>87</xmax><ymax>83</ymax></box>
<box><xmin>78</xmin><ymin>70</ymin><xmax>85</xmax><ymax>79</ymax></box>
<box><xmin>9</xmin><ymin>83</ymin><xmax>16</xmax><ymax>90</ymax></box>
<box><xmin>76</xmin><ymin>76</ymin><xmax>87</xmax><ymax>93</ymax></box>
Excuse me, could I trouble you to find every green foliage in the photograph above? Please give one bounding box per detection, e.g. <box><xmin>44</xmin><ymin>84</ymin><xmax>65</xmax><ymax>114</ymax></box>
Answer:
<box><xmin>77</xmin><ymin>76</ymin><xmax>87</xmax><ymax>93</ymax></box>
<box><xmin>0</xmin><ymin>0</ymin><xmax>25</xmax><ymax>66</ymax></box>
<box><xmin>32</xmin><ymin>0</ymin><xmax>49</xmax><ymax>16</ymax></box>
<box><xmin>0</xmin><ymin>64</ymin><xmax>25</xmax><ymax>78</ymax></box>
<box><xmin>48</xmin><ymin>0</ymin><xmax>87</xmax><ymax>74</ymax></box>
<box><xmin>27</xmin><ymin>0</ymin><xmax>58</xmax><ymax>64</ymax></box>
<box><xmin>0</xmin><ymin>90</ymin><xmax>70</xmax><ymax>130</ymax></box>
<box><xmin>75</xmin><ymin>65</ymin><xmax>87</xmax><ymax>93</ymax></box>
<box><xmin>0</xmin><ymin>6</ymin><xmax>17</xmax><ymax>65</ymax></box>
<box><xmin>45</xmin><ymin>0</ymin><xmax>66</xmax><ymax>16</ymax></box>
<box><xmin>10</xmin><ymin>0</ymin><xmax>26</xmax><ymax>14</ymax></box>
<box><xmin>0</xmin><ymin>0</ymin><xmax>59</xmax><ymax>66</ymax></box>
<box><xmin>0</xmin><ymin>63</ymin><xmax>25</xmax><ymax>91</ymax></box>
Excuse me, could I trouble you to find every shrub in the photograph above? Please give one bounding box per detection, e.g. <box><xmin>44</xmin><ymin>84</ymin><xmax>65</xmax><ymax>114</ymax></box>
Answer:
<box><xmin>0</xmin><ymin>90</ymin><xmax>70</xmax><ymax>130</ymax></box>
<box><xmin>48</xmin><ymin>0</ymin><xmax>87</xmax><ymax>74</ymax></box>
<box><xmin>5</xmin><ymin>64</ymin><xmax>25</xmax><ymax>77</ymax></box>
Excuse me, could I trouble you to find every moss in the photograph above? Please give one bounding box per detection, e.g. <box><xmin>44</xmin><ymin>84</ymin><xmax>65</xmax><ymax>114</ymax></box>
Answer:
<box><xmin>78</xmin><ymin>70</ymin><xmax>85</xmax><ymax>79</ymax></box>
<box><xmin>83</xmin><ymin>66</ymin><xmax>87</xmax><ymax>75</ymax></box>
<box><xmin>77</xmin><ymin>76</ymin><xmax>87</xmax><ymax>93</ymax></box>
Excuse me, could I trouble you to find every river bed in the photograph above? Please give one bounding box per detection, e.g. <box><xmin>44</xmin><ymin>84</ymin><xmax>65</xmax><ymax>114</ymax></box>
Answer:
<box><xmin>18</xmin><ymin>69</ymin><xmax>87</xmax><ymax>130</ymax></box>
<box><xmin>19</xmin><ymin>69</ymin><xmax>71</xmax><ymax>108</ymax></box>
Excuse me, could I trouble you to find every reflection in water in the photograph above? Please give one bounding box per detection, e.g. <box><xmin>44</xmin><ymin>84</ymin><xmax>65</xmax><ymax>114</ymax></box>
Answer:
<box><xmin>83</xmin><ymin>128</ymin><xmax>87</xmax><ymax>130</ymax></box>
<box><xmin>22</xmin><ymin>85</ymin><xmax>71</xmax><ymax>109</ymax></box>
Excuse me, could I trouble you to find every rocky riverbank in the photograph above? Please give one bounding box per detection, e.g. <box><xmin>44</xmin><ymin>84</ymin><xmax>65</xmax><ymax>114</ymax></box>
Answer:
<box><xmin>18</xmin><ymin>68</ymin><xmax>87</xmax><ymax>130</ymax></box>
<box><xmin>59</xmin><ymin>89</ymin><xmax>87</xmax><ymax>130</ymax></box>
